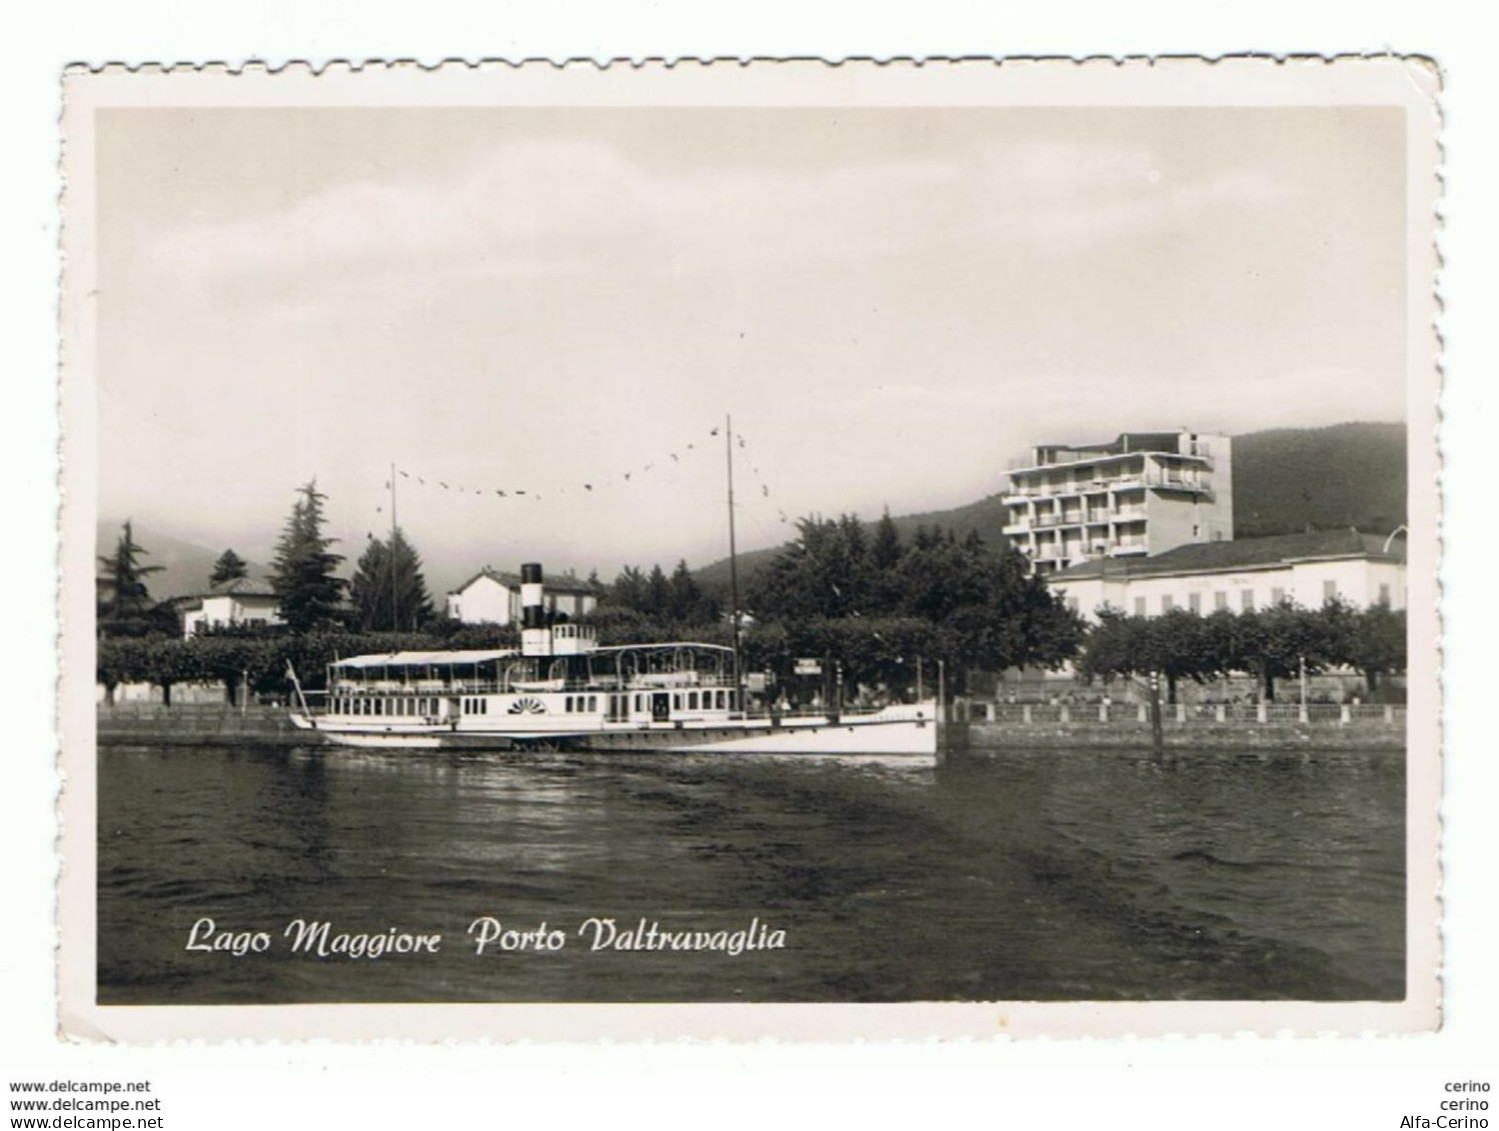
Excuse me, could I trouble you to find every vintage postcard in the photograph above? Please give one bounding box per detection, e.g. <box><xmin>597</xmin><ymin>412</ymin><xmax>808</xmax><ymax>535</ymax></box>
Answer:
<box><xmin>58</xmin><ymin>58</ymin><xmax>1440</xmax><ymax>1041</ymax></box>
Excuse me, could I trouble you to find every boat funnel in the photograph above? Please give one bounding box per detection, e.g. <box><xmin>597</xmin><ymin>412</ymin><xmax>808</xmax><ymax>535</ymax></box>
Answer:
<box><xmin>520</xmin><ymin>562</ymin><xmax>551</xmax><ymax>656</ymax></box>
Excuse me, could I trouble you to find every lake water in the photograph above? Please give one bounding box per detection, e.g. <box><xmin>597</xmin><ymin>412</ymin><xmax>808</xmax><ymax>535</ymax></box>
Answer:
<box><xmin>96</xmin><ymin>743</ymin><xmax>1405</xmax><ymax>1004</ymax></box>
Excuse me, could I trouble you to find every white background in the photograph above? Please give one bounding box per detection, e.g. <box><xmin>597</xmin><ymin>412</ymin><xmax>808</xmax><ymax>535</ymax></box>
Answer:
<box><xmin>4</xmin><ymin>2</ymin><xmax>1493</xmax><ymax>1127</ymax></box>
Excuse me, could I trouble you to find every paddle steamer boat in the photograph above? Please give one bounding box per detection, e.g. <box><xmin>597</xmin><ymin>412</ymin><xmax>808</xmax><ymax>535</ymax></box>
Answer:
<box><xmin>289</xmin><ymin>564</ymin><xmax>936</xmax><ymax>754</ymax></box>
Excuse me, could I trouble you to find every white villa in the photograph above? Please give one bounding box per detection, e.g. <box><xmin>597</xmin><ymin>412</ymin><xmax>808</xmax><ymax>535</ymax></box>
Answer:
<box><xmin>445</xmin><ymin>567</ymin><xmax>601</xmax><ymax>626</ymax></box>
<box><xmin>179</xmin><ymin>577</ymin><xmax>283</xmax><ymax>638</ymax></box>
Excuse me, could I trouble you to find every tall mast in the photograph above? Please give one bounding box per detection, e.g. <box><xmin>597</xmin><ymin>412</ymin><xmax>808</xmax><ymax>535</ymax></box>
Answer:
<box><xmin>726</xmin><ymin>414</ymin><xmax>743</xmax><ymax>711</ymax></box>
<box><xmin>389</xmin><ymin>461</ymin><xmax>399</xmax><ymax>633</ymax></box>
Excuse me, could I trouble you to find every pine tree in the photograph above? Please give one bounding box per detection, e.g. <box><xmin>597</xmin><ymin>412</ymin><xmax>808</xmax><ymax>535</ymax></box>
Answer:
<box><xmin>609</xmin><ymin>566</ymin><xmax>647</xmax><ymax>611</ymax></box>
<box><xmin>871</xmin><ymin>509</ymin><xmax>902</xmax><ymax>571</ymax></box>
<box><xmin>645</xmin><ymin>564</ymin><xmax>671</xmax><ymax>618</ymax></box>
<box><xmin>350</xmin><ymin>527</ymin><xmax>434</xmax><ymax>632</ymax></box>
<box><xmin>97</xmin><ymin>520</ymin><xmax>164</xmax><ymax>627</ymax></box>
<box><xmin>269</xmin><ymin>480</ymin><xmax>346</xmax><ymax>633</ymax></box>
<box><xmin>667</xmin><ymin>559</ymin><xmax>712</xmax><ymax>623</ymax></box>
<box><xmin>210</xmin><ymin>548</ymin><xmax>249</xmax><ymax>586</ymax></box>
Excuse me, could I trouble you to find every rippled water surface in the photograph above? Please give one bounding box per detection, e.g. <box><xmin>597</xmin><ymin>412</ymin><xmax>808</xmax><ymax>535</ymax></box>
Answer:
<box><xmin>97</xmin><ymin>744</ymin><xmax>1405</xmax><ymax>1004</ymax></box>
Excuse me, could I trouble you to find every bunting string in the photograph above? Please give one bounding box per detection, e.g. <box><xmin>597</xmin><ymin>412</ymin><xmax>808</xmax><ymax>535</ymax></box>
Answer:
<box><xmin>368</xmin><ymin>421</ymin><xmax>794</xmax><ymax>542</ymax></box>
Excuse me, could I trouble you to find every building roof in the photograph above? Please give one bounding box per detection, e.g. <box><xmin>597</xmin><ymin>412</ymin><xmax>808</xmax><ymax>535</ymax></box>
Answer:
<box><xmin>206</xmin><ymin>576</ymin><xmax>278</xmax><ymax>597</ymax></box>
<box><xmin>173</xmin><ymin>576</ymin><xmax>280</xmax><ymax>607</ymax></box>
<box><xmin>448</xmin><ymin>566</ymin><xmax>602</xmax><ymax>596</ymax></box>
<box><xmin>1051</xmin><ymin>530</ymin><xmax>1406</xmax><ymax>583</ymax></box>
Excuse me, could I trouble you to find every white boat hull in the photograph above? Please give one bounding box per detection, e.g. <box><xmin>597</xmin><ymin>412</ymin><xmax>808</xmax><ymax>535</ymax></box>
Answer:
<box><xmin>290</xmin><ymin>702</ymin><xmax>939</xmax><ymax>756</ymax></box>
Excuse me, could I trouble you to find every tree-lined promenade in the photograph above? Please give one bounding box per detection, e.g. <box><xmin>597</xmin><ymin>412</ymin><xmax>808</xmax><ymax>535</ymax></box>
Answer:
<box><xmin>96</xmin><ymin>485</ymin><xmax>1406</xmax><ymax>708</ymax></box>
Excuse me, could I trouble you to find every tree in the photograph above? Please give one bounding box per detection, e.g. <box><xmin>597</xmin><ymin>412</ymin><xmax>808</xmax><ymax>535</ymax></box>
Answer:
<box><xmin>871</xmin><ymin>509</ymin><xmax>902</xmax><ymax>571</ymax></box>
<box><xmin>350</xmin><ymin>527</ymin><xmax>434</xmax><ymax>632</ymax></box>
<box><xmin>269</xmin><ymin>480</ymin><xmax>346</xmax><ymax>633</ymax></box>
<box><xmin>1140</xmin><ymin>609</ymin><xmax>1218</xmax><ymax>704</ymax></box>
<box><xmin>667</xmin><ymin>559</ymin><xmax>717</xmax><ymax>624</ymax></box>
<box><xmin>1346</xmin><ymin>605</ymin><xmax>1407</xmax><ymax>696</ymax></box>
<box><xmin>209</xmin><ymin>548</ymin><xmax>249</xmax><ymax>586</ymax></box>
<box><xmin>608</xmin><ymin>566</ymin><xmax>647</xmax><ymax>612</ymax></box>
<box><xmin>747</xmin><ymin>514</ymin><xmax>872</xmax><ymax>621</ymax></box>
<box><xmin>644</xmin><ymin>564</ymin><xmax>671</xmax><ymax>619</ymax></box>
<box><xmin>97</xmin><ymin>521</ymin><xmax>165</xmax><ymax>636</ymax></box>
<box><xmin>747</xmin><ymin>512</ymin><xmax>1082</xmax><ymax>696</ymax></box>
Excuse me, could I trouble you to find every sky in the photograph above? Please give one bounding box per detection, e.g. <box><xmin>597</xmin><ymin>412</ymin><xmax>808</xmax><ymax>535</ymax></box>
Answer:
<box><xmin>94</xmin><ymin>105</ymin><xmax>1408</xmax><ymax>590</ymax></box>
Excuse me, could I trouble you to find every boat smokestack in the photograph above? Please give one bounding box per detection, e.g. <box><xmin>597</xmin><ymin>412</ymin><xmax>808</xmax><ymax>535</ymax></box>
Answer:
<box><xmin>520</xmin><ymin>562</ymin><xmax>551</xmax><ymax>656</ymax></box>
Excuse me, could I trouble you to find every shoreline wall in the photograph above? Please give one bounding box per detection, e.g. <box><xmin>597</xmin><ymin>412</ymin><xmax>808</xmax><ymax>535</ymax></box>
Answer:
<box><xmin>96</xmin><ymin>704</ymin><xmax>1405</xmax><ymax>753</ymax></box>
<box><xmin>959</xmin><ymin>720</ymin><xmax>1404</xmax><ymax>752</ymax></box>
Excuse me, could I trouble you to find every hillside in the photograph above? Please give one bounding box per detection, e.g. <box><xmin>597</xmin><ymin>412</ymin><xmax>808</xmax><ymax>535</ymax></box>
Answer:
<box><xmin>1231</xmin><ymin>422</ymin><xmax>1406</xmax><ymax>539</ymax></box>
<box><xmin>94</xmin><ymin>520</ymin><xmax>271</xmax><ymax>602</ymax></box>
<box><xmin>694</xmin><ymin>421</ymin><xmax>1407</xmax><ymax>593</ymax></box>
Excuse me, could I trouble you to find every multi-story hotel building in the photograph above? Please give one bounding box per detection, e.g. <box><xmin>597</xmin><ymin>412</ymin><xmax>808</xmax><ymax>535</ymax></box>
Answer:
<box><xmin>1002</xmin><ymin>429</ymin><xmax>1233</xmax><ymax>574</ymax></box>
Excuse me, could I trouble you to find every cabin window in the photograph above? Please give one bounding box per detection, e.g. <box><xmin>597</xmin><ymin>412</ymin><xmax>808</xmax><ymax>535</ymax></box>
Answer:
<box><xmin>634</xmin><ymin>694</ymin><xmax>642</xmax><ymax>712</ymax></box>
<box><xmin>717</xmin><ymin>690</ymin><xmax>726</xmax><ymax>709</ymax></box>
<box><xmin>588</xmin><ymin>695</ymin><xmax>597</xmax><ymax>712</ymax></box>
<box><xmin>565</xmin><ymin>696</ymin><xmax>573</xmax><ymax>713</ymax></box>
<box><xmin>1379</xmin><ymin>582</ymin><xmax>1392</xmax><ymax>606</ymax></box>
<box><xmin>689</xmin><ymin>692</ymin><xmax>699</xmax><ymax>710</ymax></box>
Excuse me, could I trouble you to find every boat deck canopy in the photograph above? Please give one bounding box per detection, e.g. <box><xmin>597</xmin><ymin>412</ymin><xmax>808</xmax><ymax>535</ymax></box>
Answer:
<box><xmin>593</xmin><ymin>642</ymin><xmax>734</xmax><ymax>656</ymax></box>
<box><xmin>331</xmin><ymin>649</ymin><xmax>518</xmax><ymax>669</ymax></box>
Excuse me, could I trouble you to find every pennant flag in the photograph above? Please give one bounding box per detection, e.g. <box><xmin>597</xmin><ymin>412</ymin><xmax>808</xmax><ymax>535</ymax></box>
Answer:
<box><xmin>440</xmin><ymin>482</ymin><xmax>449</xmax><ymax>489</ymax></box>
<box><xmin>761</xmin><ymin>486</ymin><xmax>769</xmax><ymax>497</ymax></box>
<box><xmin>517</xmin><ymin>490</ymin><xmax>526</xmax><ymax>496</ymax></box>
<box><xmin>584</xmin><ymin>484</ymin><xmax>593</xmax><ymax>491</ymax></box>
<box><xmin>710</xmin><ymin>428</ymin><xmax>719</xmax><ymax>436</ymax></box>
<box><xmin>670</xmin><ymin>453</ymin><xmax>679</xmax><ymax>462</ymax></box>
<box><xmin>496</xmin><ymin>490</ymin><xmax>506</xmax><ymax>497</ymax></box>
<box><xmin>687</xmin><ymin>443</ymin><xmax>695</xmax><ymax>450</ymax></box>
<box><xmin>418</xmin><ymin>477</ymin><xmax>425</xmax><ymax>485</ymax></box>
<box><xmin>399</xmin><ymin>471</ymin><xmax>409</xmax><ymax>479</ymax></box>
<box><xmin>624</xmin><ymin>473</ymin><xmax>631</xmax><ymax>481</ymax></box>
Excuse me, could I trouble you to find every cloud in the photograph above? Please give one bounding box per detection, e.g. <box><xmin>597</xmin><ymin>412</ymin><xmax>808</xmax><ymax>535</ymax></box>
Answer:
<box><xmin>149</xmin><ymin>135</ymin><xmax>1298</xmax><ymax>296</ymax></box>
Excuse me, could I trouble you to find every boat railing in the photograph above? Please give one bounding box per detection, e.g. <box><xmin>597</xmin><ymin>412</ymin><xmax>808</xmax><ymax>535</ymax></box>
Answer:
<box><xmin>332</xmin><ymin>673</ymin><xmax>738</xmax><ymax>696</ymax></box>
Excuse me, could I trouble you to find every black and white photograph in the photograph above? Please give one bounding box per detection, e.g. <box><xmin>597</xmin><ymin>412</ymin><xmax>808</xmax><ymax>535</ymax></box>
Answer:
<box><xmin>57</xmin><ymin>59</ymin><xmax>1439</xmax><ymax>1040</ymax></box>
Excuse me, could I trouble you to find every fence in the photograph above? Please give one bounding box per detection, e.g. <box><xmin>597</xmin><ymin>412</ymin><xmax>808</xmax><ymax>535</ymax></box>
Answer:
<box><xmin>963</xmin><ymin>700</ymin><xmax>1405</xmax><ymax>727</ymax></box>
<box><xmin>96</xmin><ymin>701</ymin><xmax>306</xmax><ymax>744</ymax></box>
